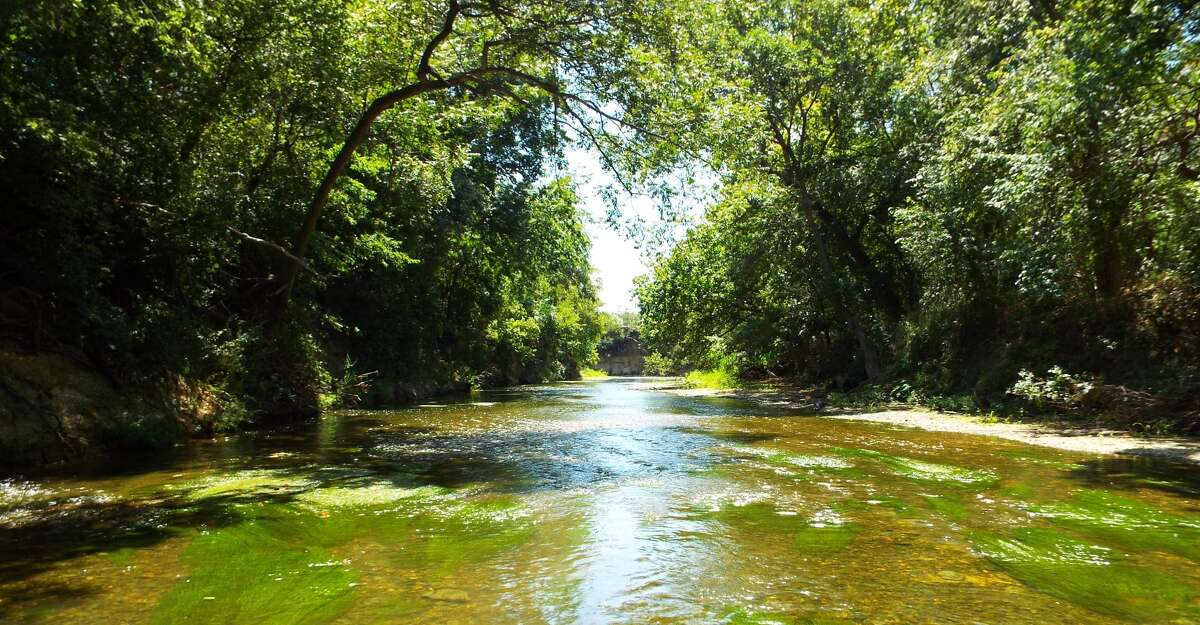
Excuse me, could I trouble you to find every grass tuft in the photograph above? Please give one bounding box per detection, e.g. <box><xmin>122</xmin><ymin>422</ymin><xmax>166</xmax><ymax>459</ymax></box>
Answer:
<box><xmin>683</xmin><ymin>367</ymin><xmax>738</xmax><ymax>389</ymax></box>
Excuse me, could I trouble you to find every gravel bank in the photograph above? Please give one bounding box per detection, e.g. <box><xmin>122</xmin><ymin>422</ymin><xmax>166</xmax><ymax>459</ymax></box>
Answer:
<box><xmin>642</xmin><ymin>383</ymin><xmax>1200</xmax><ymax>464</ymax></box>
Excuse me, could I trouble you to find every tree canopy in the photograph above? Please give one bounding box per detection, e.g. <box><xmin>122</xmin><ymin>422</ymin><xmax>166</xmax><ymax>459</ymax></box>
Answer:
<box><xmin>2</xmin><ymin>0</ymin><xmax>1198</xmax><ymax>428</ymax></box>
<box><xmin>0</xmin><ymin>0</ymin><xmax>658</xmax><ymax>418</ymax></box>
<box><xmin>628</xmin><ymin>0</ymin><xmax>1200</xmax><ymax>425</ymax></box>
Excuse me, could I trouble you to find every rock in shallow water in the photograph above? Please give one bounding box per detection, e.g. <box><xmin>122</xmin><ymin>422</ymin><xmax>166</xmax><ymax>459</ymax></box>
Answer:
<box><xmin>421</xmin><ymin>588</ymin><xmax>471</xmax><ymax>603</ymax></box>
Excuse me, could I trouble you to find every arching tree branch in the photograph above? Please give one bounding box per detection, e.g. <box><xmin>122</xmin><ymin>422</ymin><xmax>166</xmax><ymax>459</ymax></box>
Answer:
<box><xmin>275</xmin><ymin>1</ymin><xmax>681</xmax><ymax>302</ymax></box>
<box><xmin>418</xmin><ymin>0</ymin><xmax>461</xmax><ymax>82</ymax></box>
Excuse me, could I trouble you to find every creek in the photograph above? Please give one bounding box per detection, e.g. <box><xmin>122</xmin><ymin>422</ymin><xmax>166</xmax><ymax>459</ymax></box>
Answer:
<box><xmin>2</xmin><ymin>378</ymin><xmax>1199</xmax><ymax>624</ymax></box>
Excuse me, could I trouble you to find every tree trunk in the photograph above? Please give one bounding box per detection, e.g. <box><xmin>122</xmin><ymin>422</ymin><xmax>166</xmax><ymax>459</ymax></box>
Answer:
<box><xmin>798</xmin><ymin>193</ymin><xmax>883</xmax><ymax>382</ymax></box>
<box><xmin>1078</xmin><ymin>114</ymin><xmax>1125</xmax><ymax>302</ymax></box>
<box><xmin>850</xmin><ymin>315</ymin><xmax>882</xmax><ymax>381</ymax></box>
<box><xmin>1089</xmin><ymin>197</ymin><xmax>1124</xmax><ymax>301</ymax></box>
<box><xmin>809</xmin><ymin>199</ymin><xmax>907</xmax><ymax>322</ymax></box>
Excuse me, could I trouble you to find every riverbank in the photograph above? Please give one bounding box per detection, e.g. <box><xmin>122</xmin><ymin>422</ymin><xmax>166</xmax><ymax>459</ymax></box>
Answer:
<box><xmin>640</xmin><ymin>381</ymin><xmax>1200</xmax><ymax>464</ymax></box>
<box><xmin>0</xmin><ymin>341</ymin><xmax>587</xmax><ymax>468</ymax></box>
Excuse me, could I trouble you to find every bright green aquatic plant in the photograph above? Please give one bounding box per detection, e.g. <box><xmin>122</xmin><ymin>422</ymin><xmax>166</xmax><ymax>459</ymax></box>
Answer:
<box><xmin>921</xmin><ymin>493</ymin><xmax>968</xmax><ymax>520</ymax></box>
<box><xmin>723</xmin><ymin>444</ymin><xmax>854</xmax><ymax>470</ymax></box>
<box><xmin>994</xmin><ymin>450</ymin><xmax>1085</xmax><ymax>471</ymax></box>
<box><xmin>998</xmin><ymin>483</ymin><xmax>1036</xmax><ymax>500</ymax></box>
<box><xmin>830</xmin><ymin>448</ymin><xmax>998</xmax><ymax>487</ymax></box>
<box><xmin>295</xmin><ymin>480</ymin><xmax>450</xmax><ymax>510</ymax></box>
<box><xmin>702</xmin><ymin>502</ymin><xmax>859</xmax><ymax>553</ymax></box>
<box><xmin>838</xmin><ymin>495</ymin><xmax>915</xmax><ymax>517</ymax></box>
<box><xmin>151</xmin><ymin>510</ymin><xmax>357</xmax><ymax>625</ymax></box>
<box><xmin>722</xmin><ymin>607</ymin><xmax>854</xmax><ymax>625</ymax></box>
<box><xmin>972</xmin><ymin>527</ymin><xmax>1199</xmax><ymax>622</ymax></box>
<box><xmin>399</xmin><ymin>497</ymin><xmax>538</xmax><ymax>571</ymax></box>
<box><xmin>299</xmin><ymin>485</ymin><xmax>536</xmax><ymax>570</ymax></box>
<box><xmin>1032</xmin><ymin>489</ymin><xmax>1200</xmax><ymax>561</ymax></box>
<box><xmin>723</xmin><ymin>609</ymin><xmax>795</xmax><ymax>625</ymax></box>
<box><xmin>792</xmin><ymin>524</ymin><xmax>858</xmax><ymax>553</ymax></box>
<box><xmin>180</xmin><ymin>470</ymin><xmax>317</xmax><ymax>501</ymax></box>
<box><xmin>152</xmin><ymin>488</ymin><xmax>539</xmax><ymax>624</ymax></box>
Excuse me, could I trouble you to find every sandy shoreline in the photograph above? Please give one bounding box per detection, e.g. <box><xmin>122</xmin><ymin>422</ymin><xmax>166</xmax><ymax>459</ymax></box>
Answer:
<box><xmin>640</xmin><ymin>383</ymin><xmax>1200</xmax><ymax>464</ymax></box>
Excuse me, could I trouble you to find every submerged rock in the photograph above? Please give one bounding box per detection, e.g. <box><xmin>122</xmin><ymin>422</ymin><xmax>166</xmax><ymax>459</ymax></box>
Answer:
<box><xmin>421</xmin><ymin>588</ymin><xmax>471</xmax><ymax>603</ymax></box>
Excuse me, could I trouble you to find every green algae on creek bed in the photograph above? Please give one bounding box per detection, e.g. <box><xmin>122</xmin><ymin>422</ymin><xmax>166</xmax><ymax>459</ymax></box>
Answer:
<box><xmin>971</xmin><ymin>527</ymin><xmax>1200</xmax><ymax>622</ymax></box>
<box><xmin>710</xmin><ymin>444</ymin><xmax>867</xmax><ymax>481</ymax></box>
<box><xmin>1030</xmin><ymin>489</ymin><xmax>1200</xmax><ymax>561</ymax></box>
<box><xmin>718</xmin><ymin>444</ymin><xmax>855</xmax><ymax>470</ymax></box>
<box><xmin>150</xmin><ymin>513</ymin><xmax>358</xmax><ymax>625</ymax></box>
<box><xmin>921</xmin><ymin>492</ymin><xmax>968</xmax><ymax>520</ymax></box>
<box><xmin>178</xmin><ymin>469</ymin><xmax>320</xmax><ymax>501</ymax></box>
<box><xmin>273</xmin><ymin>483</ymin><xmax>536</xmax><ymax>568</ymax></box>
<box><xmin>698</xmin><ymin>502</ymin><xmax>859</xmax><ymax>553</ymax></box>
<box><xmin>995</xmin><ymin>449</ymin><xmax>1087</xmax><ymax>471</ymax></box>
<box><xmin>829</xmin><ymin>447</ymin><xmax>999</xmax><ymax>486</ymax></box>
<box><xmin>151</xmin><ymin>488</ymin><xmax>536</xmax><ymax>624</ymax></box>
<box><xmin>836</xmin><ymin>495</ymin><xmax>914</xmax><ymax>516</ymax></box>
<box><xmin>295</xmin><ymin>480</ymin><xmax>451</xmax><ymax>509</ymax></box>
<box><xmin>722</xmin><ymin>607</ymin><xmax>857</xmax><ymax>625</ymax></box>
<box><xmin>10</xmin><ymin>379</ymin><xmax>1200</xmax><ymax>625</ymax></box>
<box><xmin>999</xmin><ymin>482</ymin><xmax>1037</xmax><ymax>500</ymax></box>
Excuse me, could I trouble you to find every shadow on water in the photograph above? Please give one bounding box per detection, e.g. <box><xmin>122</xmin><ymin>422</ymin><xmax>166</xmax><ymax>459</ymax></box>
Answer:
<box><xmin>0</xmin><ymin>581</ymin><xmax>97</xmax><ymax>620</ymax></box>
<box><xmin>1064</xmin><ymin>455</ymin><xmax>1200</xmax><ymax>500</ymax></box>
<box><xmin>0</xmin><ymin>489</ymin><xmax>273</xmax><ymax>619</ymax></box>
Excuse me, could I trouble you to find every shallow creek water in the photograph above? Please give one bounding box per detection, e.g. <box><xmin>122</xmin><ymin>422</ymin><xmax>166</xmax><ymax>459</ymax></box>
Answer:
<box><xmin>3</xmin><ymin>378</ymin><xmax>1200</xmax><ymax>625</ymax></box>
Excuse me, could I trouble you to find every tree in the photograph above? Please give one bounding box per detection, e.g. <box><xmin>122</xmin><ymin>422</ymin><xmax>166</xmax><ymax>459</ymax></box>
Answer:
<box><xmin>275</xmin><ymin>0</ymin><xmax>674</xmax><ymax>304</ymax></box>
<box><xmin>0</xmin><ymin>0</ymin><xmax>621</xmax><ymax>422</ymax></box>
<box><xmin>633</xmin><ymin>0</ymin><xmax>1200</xmax><ymax>413</ymax></box>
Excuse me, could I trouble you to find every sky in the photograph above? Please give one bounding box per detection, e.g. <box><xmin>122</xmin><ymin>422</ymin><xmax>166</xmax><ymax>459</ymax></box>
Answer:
<box><xmin>561</xmin><ymin>144</ymin><xmax>716</xmax><ymax>314</ymax></box>
<box><xmin>563</xmin><ymin>145</ymin><xmax>647</xmax><ymax>313</ymax></box>
<box><xmin>584</xmin><ymin>214</ymin><xmax>645</xmax><ymax>313</ymax></box>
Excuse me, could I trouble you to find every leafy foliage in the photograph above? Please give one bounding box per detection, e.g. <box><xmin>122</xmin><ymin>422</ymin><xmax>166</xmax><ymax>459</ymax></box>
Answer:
<box><xmin>630</xmin><ymin>0</ymin><xmax>1200</xmax><ymax>427</ymax></box>
<box><xmin>2</xmin><ymin>0</ymin><xmax>1198</xmax><ymax>433</ymax></box>
<box><xmin>0</xmin><ymin>0</ymin><xmax>612</xmax><ymax>421</ymax></box>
